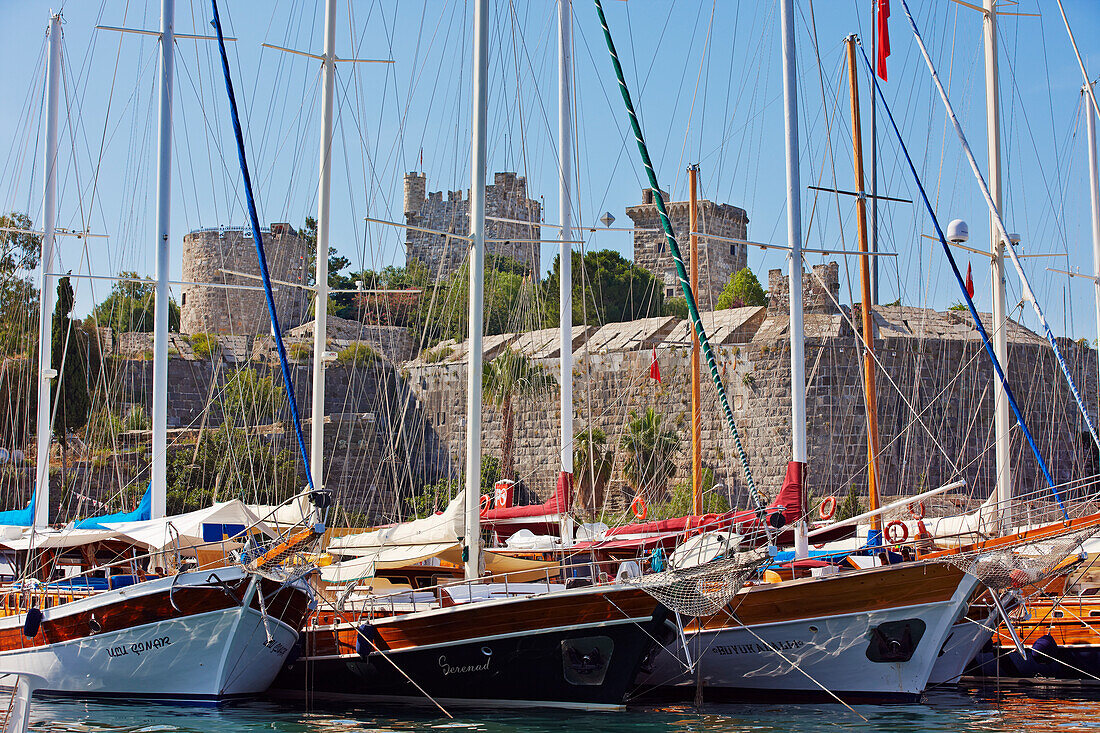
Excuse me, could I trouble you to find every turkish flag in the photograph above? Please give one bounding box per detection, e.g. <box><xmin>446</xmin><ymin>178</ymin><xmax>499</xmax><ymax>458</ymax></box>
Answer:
<box><xmin>649</xmin><ymin>347</ymin><xmax>661</xmax><ymax>383</ymax></box>
<box><xmin>966</xmin><ymin>262</ymin><xmax>975</xmax><ymax>299</ymax></box>
<box><xmin>877</xmin><ymin>0</ymin><xmax>890</xmax><ymax>82</ymax></box>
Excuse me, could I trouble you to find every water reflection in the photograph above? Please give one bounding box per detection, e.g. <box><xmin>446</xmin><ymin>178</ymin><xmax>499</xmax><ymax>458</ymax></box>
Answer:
<box><xmin>26</xmin><ymin>687</ymin><xmax>1100</xmax><ymax>733</ymax></box>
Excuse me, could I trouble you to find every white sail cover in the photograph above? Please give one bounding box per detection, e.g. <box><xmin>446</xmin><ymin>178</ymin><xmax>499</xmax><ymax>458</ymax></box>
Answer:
<box><xmin>328</xmin><ymin>492</ymin><xmax>466</xmax><ymax>558</ymax></box>
<box><xmin>103</xmin><ymin>500</ymin><xmax>274</xmax><ymax>552</ymax></box>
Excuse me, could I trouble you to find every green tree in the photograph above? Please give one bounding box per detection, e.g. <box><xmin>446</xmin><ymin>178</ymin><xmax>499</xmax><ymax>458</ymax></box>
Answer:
<box><xmin>621</xmin><ymin>407</ymin><xmax>681</xmax><ymax>503</ymax></box>
<box><xmin>653</xmin><ymin>467</ymin><xmax>731</xmax><ymax>520</ymax></box>
<box><xmin>574</xmin><ymin>428</ymin><xmax>614</xmax><ymax>514</ymax></box>
<box><xmin>664</xmin><ymin>296</ymin><xmax>688</xmax><ymax>320</ymax></box>
<box><xmin>301</xmin><ymin>216</ymin><xmax>360</xmax><ymax>320</ymax></box>
<box><xmin>482</xmin><ymin>348</ymin><xmax>552</xmax><ymax>480</ymax></box>
<box><xmin>90</xmin><ymin>272</ymin><xmax>180</xmax><ymax>333</ymax></box>
<box><xmin>542</xmin><ymin>250</ymin><xmax>665</xmax><ymax>326</ymax></box>
<box><xmin>0</xmin><ymin>212</ymin><xmax>40</xmax><ymax>356</ymax></box>
<box><xmin>717</xmin><ymin>267</ymin><xmax>767</xmax><ymax>310</ymax></box>
<box><xmin>52</xmin><ymin>276</ymin><xmax>91</xmax><ymax>485</ymax></box>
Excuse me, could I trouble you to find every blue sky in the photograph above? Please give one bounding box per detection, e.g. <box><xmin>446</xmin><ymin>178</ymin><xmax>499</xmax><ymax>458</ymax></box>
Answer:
<box><xmin>1</xmin><ymin>0</ymin><xmax>1099</xmax><ymax>341</ymax></box>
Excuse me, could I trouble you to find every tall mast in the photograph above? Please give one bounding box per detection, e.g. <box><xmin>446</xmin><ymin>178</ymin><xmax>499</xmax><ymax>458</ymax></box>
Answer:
<box><xmin>33</xmin><ymin>12</ymin><xmax>62</xmax><ymax>528</ymax></box>
<box><xmin>869</xmin><ymin>0</ymin><xmax>878</xmax><ymax>305</ymax></box>
<box><xmin>557</xmin><ymin>0</ymin><xmax>574</xmax><ymax>543</ymax></box>
<box><xmin>1086</xmin><ymin>82</ymin><xmax>1100</xmax><ymax>420</ymax></box>
<box><xmin>983</xmin><ymin>0</ymin><xmax>1011</xmax><ymax>531</ymax></box>
<box><xmin>463</xmin><ymin>0</ymin><xmax>488</xmax><ymax>581</ymax></box>
<box><xmin>845</xmin><ymin>35</ymin><xmax>882</xmax><ymax>533</ymax></box>
<box><xmin>780</xmin><ymin>0</ymin><xmax>809</xmax><ymax>558</ymax></box>
<box><xmin>151</xmin><ymin>0</ymin><xmax>174</xmax><ymax>519</ymax></box>
<box><xmin>689</xmin><ymin>165</ymin><xmax>702</xmax><ymax>516</ymax></box>
<box><xmin>310</xmin><ymin>0</ymin><xmax>338</xmax><ymax>496</ymax></box>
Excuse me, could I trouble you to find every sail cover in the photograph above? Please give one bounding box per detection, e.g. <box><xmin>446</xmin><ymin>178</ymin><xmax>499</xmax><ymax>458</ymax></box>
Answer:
<box><xmin>328</xmin><ymin>492</ymin><xmax>467</xmax><ymax>558</ymax></box>
<box><xmin>74</xmin><ymin>485</ymin><xmax>152</xmax><ymax>530</ymax></box>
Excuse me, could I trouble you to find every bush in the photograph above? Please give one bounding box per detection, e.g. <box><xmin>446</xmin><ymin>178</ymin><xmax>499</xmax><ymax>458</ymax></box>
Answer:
<box><xmin>222</xmin><ymin>368</ymin><xmax>284</xmax><ymax>423</ymax></box>
<box><xmin>337</xmin><ymin>343</ymin><xmax>380</xmax><ymax>367</ymax></box>
<box><xmin>122</xmin><ymin>405</ymin><xmax>149</xmax><ymax>432</ymax></box>
<box><xmin>422</xmin><ymin>345</ymin><xmax>454</xmax><ymax>363</ymax></box>
<box><xmin>288</xmin><ymin>343</ymin><xmax>311</xmax><ymax>362</ymax></box>
<box><xmin>188</xmin><ymin>333</ymin><xmax>220</xmax><ymax>360</ymax></box>
<box><xmin>85</xmin><ymin>408</ymin><xmax>122</xmax><ymax>448</ymax></box>
<box><xmin>647</xmin><ymin>468</ymin><xmax>731</xmax><ymax>520</ymax></box>
<box><xmin>664</xmin><ymin>297</ymin><xmax>688</xmax><ymax>320</ymax></box>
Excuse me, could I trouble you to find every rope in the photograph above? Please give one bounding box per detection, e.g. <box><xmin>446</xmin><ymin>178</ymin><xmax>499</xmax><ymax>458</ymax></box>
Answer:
<box><xmin>210</xmin><ymin>0</ymin><xmax>313</xmax><ymax>492</ymax></box>
<box><xmin>592</xmin><ymin>0</ymin><xmax>766</xmax><ymax>518</ymax></box>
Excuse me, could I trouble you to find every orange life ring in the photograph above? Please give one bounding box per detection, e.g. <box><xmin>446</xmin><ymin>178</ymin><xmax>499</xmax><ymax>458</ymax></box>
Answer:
<box><xmin>479</xmin><ymin>494</ymin><xmax>491</xmax><ymax>516</ymax></box>
<box><xmin>907</xmin><ymin>501</ymin><xmax>925</xmax><ymax>520</ymax></box>
<box><xmin>631</xmin><ymin>496</ymin><xmax>648</xmax><ymax>521</ymax></box>
<box><xmin>683</xmin><ymin>513</ymin><xmax>718</xmax><ymax>541</ymax></box>
<box><xmin>885</xmin><ymin>520</ymin><xmax>908</xmax><ymax>544</ymax></box>
<box><xmin>819</xmin><ymin>496</ymin><xmax>837</xmax><ymax>521</ymax></box>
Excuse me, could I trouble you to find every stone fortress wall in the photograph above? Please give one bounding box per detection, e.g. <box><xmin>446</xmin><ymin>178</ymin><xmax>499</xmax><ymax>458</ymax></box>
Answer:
<box><xmin>180</xmin><ymin>223</ymin><xmax>311</xmax><ymax>336</ymax></box>
<box><xmin>627</xmin><ymin>188</ymin><xmax>749</xmax><ymax>311</ymax></box>
<box><xmin>403</xmin><ymin>171</ymin><xmax>542</xmax><ymax>278</ymax></box>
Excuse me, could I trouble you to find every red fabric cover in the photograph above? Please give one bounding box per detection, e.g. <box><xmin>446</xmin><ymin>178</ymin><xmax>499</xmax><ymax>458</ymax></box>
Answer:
<box><xmin>605</xmin><ymin>461</ymin><xmax>806</xmax><ymax>537</ymax></box>
<box><xmin>876</xmin><ymin>0</ymin><xmax>890</xmax><ymax>81</ymax></box>
<box><xmin>482</xmin><ymin>471</ymin><xmax>572</xmax><ymax>521</ymax></box>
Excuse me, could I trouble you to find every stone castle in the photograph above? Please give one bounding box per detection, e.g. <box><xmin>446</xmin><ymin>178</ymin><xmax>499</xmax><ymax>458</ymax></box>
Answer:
<box><xmin>403</xmin><ymin>171</ymin><xmax>542</xmax><ymax>278</ymax></box>
<box><xmin>627</xmin><ymin>188</ymin><xmax>749</xmax><ymax>310</ymax></box>
<box><xmin>180</xmin><ymin>223</ymin><xmax>311</xmax><ymax>336</ymax></box>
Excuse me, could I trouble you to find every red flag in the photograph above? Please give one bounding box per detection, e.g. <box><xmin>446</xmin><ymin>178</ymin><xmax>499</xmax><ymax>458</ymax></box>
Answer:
<box><xmin>649</xmin><ymin>347</ymin><xmax>661</xmax><ymax>383</ymax></box>
<box><xmin>965</xmin><ymin>262</ymin><xmax>975</xmax><ymax>299</ymax></box>
<box><xmin>877</xmin><ymin>0</ymin><xmax>891</xmax><ymax>82</ymax></box>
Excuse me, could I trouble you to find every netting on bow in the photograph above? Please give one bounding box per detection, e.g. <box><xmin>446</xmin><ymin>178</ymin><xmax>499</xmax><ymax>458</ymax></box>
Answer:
<box><xmin>239</xmin><ymin>526</ymin><xmax>322</xmax><ymax>584</ymax></box>
<box><xmin>932</xmin><ymin>525</ymin><xmax>1099</xmax><ymax>592</ymax></box>
<box><xmin>623</xmin><ymin>551</ymin><xmax>769</xmax><ymax>617</ymax></box>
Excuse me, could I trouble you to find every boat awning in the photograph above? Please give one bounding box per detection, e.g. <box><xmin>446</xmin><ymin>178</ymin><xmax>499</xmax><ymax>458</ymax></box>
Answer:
<box><xmin>329</xmin><ymin>493</ymin><xmax>466</xmax><ymax>557</ymax></box>
<box><xmin>103</xmin><ymin>500</ymin><xmax>273</xmax><ymax>552</ymax></box>
<box><xmin>320</xmin><ymin>542</ymin><xmax>461</xmax><ymax>583</ymax></box>
<box><xmin>0</xmin><ymin>529</ymin><xmax>140</xmax><ymax>552</ymax></box>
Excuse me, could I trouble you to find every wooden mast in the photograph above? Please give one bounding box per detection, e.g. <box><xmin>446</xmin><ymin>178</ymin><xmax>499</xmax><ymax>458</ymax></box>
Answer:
<box><xmin>689</xmin><ymin>165</ymin><xmax>702</xmax><ymax>516</ymax></box>
<box><xmin>845</xmin><ymin>35</ymin><xmax>882</xmax><ymax>532</ymax></box>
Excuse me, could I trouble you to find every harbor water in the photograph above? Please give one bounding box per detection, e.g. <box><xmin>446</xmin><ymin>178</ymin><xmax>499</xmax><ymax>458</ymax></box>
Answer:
<box><xmin>26</xmin><ymin>686</ymin><xmax>1100</xmax><ymax>732</ymax></box>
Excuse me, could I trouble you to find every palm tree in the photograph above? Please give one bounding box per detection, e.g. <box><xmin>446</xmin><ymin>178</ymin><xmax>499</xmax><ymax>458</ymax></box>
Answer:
<box><xmin>621</xmin><ymin>407</ymin><xmax>681</xmax><ymax>503</ymax></box>
<box><xmin>574</xmin><ymin>427</ymin><xmax>614</xmax><ymax>514</ymax></box>
<box><xmin>482</xmin><ymin>348</ymin><xmax>552</xmax><ymax>480</ymax></box>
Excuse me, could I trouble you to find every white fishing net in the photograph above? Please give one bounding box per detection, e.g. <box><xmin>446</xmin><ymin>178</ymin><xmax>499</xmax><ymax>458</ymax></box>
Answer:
<box><xmin>932</xmin><ymin>525</ymin><xmax>1098</xmax><ymax>592</ymax></box>
<box><xmin>623</xmin><ymin>547</ymin><xmax>769</xmax><ymax>617</ymax></box>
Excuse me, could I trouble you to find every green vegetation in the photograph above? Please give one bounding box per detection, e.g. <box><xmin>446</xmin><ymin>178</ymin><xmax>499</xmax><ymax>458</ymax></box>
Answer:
<box><xmin>622</xmin><ymin>407</ymin><xmax>681</xmax><ymax>503</ymax></box>
<box><xmin>89</xmin><ymin>271</ymin><xmax>180</xmax><ymax>333</ymax></box>
<box><xmin>482</xmin><ymin>348</ymin><xmax>552</xmax><ymax>480</ymax></box>
<box><xmin>222</xmin><ymin>368</ymin><xmax>284</xmax><ymax>423</ymax></box>
<box><xmin>835</xmin><ymin>483</ymin><xmax>865</xmax><ymax>522</ymax></box>
<box><xmin>287</xmin><ymin>342</ymin><xmax>312</xmax><ymax>362</ymax></box>
<box><xmin>648</xmin><ymin>468</ymin><xmax>732</xmax><ymax>520</ymax></box>
<box><xmin>543</xmin><ymin>250</ymin><xmax>665</xmax><ymax>327</ymax></box>
<box><xmin>574</xmin><ymin>428</ymin><xmax>614</xmax><ymax>514</ymax></box>
<box><xmin>187</xmin><ymin>333</ymin><xmax>221</xmax><ymax>360</ymax></box>
<box><xmin>337</xmin><ymin>342</ymin><xmax>380</xmax><ymax>367</ymax></box>
<box><xmin>664</xmin><ymin>297</ymin><xmax>688</xmax><ymax>320</ymax></box>
<box><xmin>0</xmin><ymin>212</ymin><xmax>40</xmax><ymax>357</ymax></box>
<box><xmin>406</xmin><ymin>455</ymin><xmax>502</xmax><ymax>519</ymax></box>
<box><xmin>421</xmin><ymin>345</ymin><xmax>454</xmax><ymax>363</ymax></box>
<box><xmin>717</xmin><ymin>267</ymin><xmax>767</xmax><ymax>310</ymax></box>
<box><xmin>51</xmin><ymin>277</ymin><xmax>91</xmax><ymax>465</ymax></box>
<box><xmin>122</xmin><ymin>405</ymin><xmax>150</xmax><ymax>432</ymax></box>
<box><xmin>948</xmin><ymin>302</ymin><xmax>967</xmax><ymax>312</ymax></box>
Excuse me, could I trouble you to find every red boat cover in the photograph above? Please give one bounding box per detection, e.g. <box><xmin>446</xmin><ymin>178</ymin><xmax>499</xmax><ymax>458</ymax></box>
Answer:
<box><xmin>482</xmin><ymin>471</ymin><xmax>572</xmax><ymax>521</ymax></box>
<box><xmin>604</xmin><ymin>461</ymin><xmax>806</xmax><ymax>538</ymax></box>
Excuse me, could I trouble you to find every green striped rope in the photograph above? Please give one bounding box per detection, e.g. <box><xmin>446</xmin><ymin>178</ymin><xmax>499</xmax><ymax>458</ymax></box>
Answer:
<box><xmin>593</xmin><ymin>0</ymin><xmax>766</xmax><ymax>513</ymax></box>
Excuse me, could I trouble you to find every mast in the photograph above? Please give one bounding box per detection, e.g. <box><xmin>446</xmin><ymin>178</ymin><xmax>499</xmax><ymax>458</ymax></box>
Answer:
<box><xmin>845</xmin><ymin>35</ymin><xmax>883</xmax><ymax>533</ymax></box>
<box><xmin>557</xmin><ymin>0</ymin><xmax>574</xmax><ymax>544</ymax></box>
<box><xmin>983</xmin><ymin>0</ymin><xmax>1011</xmax><ymax>531</ymax></box>
<box><xmin>1086</xmin><ymin>82</ymin><xmax>1100</xmax><ymax>423</ymax></box>
<box><xmin>780</xmin><ymin>0</ymin><xmax>809</xmax><ymax>558</ymax></box>
<box><xmin>689</xmin><ymin>165</ymin><xmax>702</xmax><ymax>516</ymax></box>
<box><xmin>310</xmin><ymin>0</ymin><xmax>338</xmax><ymax>496</ymax></box>
<box><xmin>869</xmin><ymin>0</ymin><xmax>878</xmax><ymax>305</ymax></box>
<box><xmin>151</xmin><ymin>0</ymin><xmax>174</xmax><ymax>519</ymax></box>
<box><xmin>463</xmin><ymin>0</ymin><xmax>488</xmax><ymax>581</ymax></box>
<box><xmin>33</xmin><ymin>12</ymin><xmax>62</xmax><ymax>528</ymax></box>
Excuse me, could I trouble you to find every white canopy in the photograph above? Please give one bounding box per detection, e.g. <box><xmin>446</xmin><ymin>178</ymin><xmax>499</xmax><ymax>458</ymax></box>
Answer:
<box><xmin>328</xmin><ymin>492</ymin><xmax>466</xmax><ymax>557</ymax></box>
<box><xmin>0</xmin><ymin>529</ymin><xmax>139</xmax><ymax>552</ymax></box>
<box><xmin>103</xmin><ymin>500</ymin><xmax>274</xmax><ymax>552</ymax></box>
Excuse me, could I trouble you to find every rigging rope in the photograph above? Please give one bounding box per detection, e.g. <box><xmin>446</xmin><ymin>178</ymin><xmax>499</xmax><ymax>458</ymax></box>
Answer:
<box><xmin>592</xmin><ymin>0</ymin><xmax>766</xmax><ymax>518</ymax></box>
<box><xmin>854</xmin><ymin>39</ymin><xmax>1067</xmax><ymax>520</ymax></box>
<box><xmin>210</xmin><ymin>0</ymin><xmax>314</xmax><ymax>492</ymax></box>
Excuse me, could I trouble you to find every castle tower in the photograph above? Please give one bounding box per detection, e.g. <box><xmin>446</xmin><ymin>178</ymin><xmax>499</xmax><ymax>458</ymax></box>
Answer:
<box><xmin>403</xmin><ymin>171</ymin><xmax>542</xmax><ymax>278</ymax></box>
<box><xmin>626</xmin><ymin>189</ymin><xmax>749</xmax><ymax>310</ymax></box>
<box><xmin>180</xmin><ymin>223</ymin><xmax>310</xmax><ymax>336</ymax></box>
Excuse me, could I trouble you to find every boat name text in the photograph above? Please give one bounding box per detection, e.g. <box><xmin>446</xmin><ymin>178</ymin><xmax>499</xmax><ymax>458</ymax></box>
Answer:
<box><xmin>106</xmin><ymin>636</ymin><xmax>172</xmax><ymax>658</ymax></box>
<box><xmin>710</xmin><ymin>639</ymin><xmax>806</xmax><ymax>656</ymax></box>
<box><xmin>438</xmin><ymin>655</ymin><xmax>490</xmax><ymax>676</ymax></box>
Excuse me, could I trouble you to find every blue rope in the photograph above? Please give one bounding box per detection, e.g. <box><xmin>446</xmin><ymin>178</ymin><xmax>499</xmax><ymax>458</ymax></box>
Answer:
<box><xmin>210</xmin><ymin>0</ymin><xmax>314</xmax><ymax>492</ymax></box>
<box><xmin>855</xmin><ymin>41</ymin><xmax>1066</xmax><ymax>519</ymax></box>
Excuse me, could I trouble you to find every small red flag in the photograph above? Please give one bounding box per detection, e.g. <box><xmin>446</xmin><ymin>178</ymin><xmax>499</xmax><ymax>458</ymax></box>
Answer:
<box><xmin>649</xmin><ymin>347</ymin><xmax>662</xmax><ymax>383</ymax></box>
<box><xmin>965</xmin><ymin>262</ymin><xmax>975</xmax><ymax>299</ymax></box>
<box><xmin>877</xmin><ymin>0</ymin><xmax>891</xmax><ymax>82</ymax></box>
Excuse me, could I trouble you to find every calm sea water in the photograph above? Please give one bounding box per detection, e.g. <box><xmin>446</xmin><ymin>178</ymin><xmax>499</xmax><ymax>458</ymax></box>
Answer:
<box><xmin>24</xmin><ymin>687</ymin><xmax>1100</xmax><ymax>733</ymax></box>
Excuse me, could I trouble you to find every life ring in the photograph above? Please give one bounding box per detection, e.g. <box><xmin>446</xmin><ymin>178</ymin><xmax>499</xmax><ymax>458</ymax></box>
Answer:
<box><xmin>631</xmin><ymin>496</ymin><xmax>648</xmax><ymax>521</ymax></box>
<box><xmin>479</xmin><ymin>494</ymin><xmax>491</xmax><ymax>516</ymax></box>
<box><xmin>885</xmin><ymin>520</ymin><xmax>908</xmax><ymax>544</ymax></box>
<box><xmin>683</xmin><ymin>513</ymin><xmax>718</xmax><ymax>541</ymax></box>
<box><xmin>819</xmin><ymin>496</ymin><xmax>837</xmax><ymax>521</ymax></box>
<box><xmin>907</xmin><ymin>501</ymin><xmax>925</xmax><ymax>520</ymax></box>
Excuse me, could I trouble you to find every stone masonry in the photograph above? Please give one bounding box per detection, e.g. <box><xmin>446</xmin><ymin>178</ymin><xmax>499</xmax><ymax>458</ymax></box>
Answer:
<box><xmin>403</xmin><ymin>171</ymin><xmax>542</xmax><ymax>277</ymax></box>
<box><xmin>180</xmin><ymin>223</ymin><xmax>310</xmax><ymax>336</ymax></box>
<box><xmin>627</xmin><ymin>188</ymin><xmax>749</xmax><ymax>311</ymax></box>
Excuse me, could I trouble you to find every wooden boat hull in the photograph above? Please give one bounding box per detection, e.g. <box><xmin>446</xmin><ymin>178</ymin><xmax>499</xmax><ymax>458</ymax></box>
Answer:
<box><xmin>636</xmin><ymin>561</ymin><xmax>978</xmax><ymax>703</ymax></box>
<box><xmin>275</xmin><ymin>584</ymin><xmax>666</xmax><ymax>710</ymax></box>
<box><xmin>970</xmin><ymin>597</ymin><xmax>1100</xmax><ymax>681</ymax></box>
<box><xmin>0</xmin><ymin>567</ymin><xmax>310</xmax><ymax>703</ymax></box>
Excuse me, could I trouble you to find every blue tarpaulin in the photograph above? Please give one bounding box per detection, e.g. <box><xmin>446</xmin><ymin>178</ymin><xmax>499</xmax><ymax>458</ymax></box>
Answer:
<box><xmin>0</xmin><ymin>498</ymin><xmax>34</xmax><ymax>527</ymax></box>
<box><xmin>73</xmin><ymin>485</ymin><xmax>152</xmax><ymax>530</ymax></box>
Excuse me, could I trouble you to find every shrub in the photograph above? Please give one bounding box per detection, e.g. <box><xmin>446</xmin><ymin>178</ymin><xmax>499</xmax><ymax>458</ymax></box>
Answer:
<box><xmin>122</xmin><ymin>405</ymin><xmax>149</xmax><ymax>432</ymax></box>
<box><xmin>188</xmin><ymin>333</ymin><xmax>220</xmax><ymax>360</ymax></box>
<box><xmin>337</xmin><ymin>343</ymin><xmax>380</xmax><ymax>367</ymax></box>
<box><xmin>288</xmin><ymin>343</ymin><xmax>312</xmax><ymax>362</ymax></box>
<box><xmin>422</xmin><ymin>345</ymin><xmax>454</xmax><ymax>363</ymax></box>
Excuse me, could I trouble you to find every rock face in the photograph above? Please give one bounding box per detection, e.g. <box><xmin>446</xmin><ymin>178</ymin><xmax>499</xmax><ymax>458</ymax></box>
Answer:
<box><xmin>406</xmin><ymin>261</ymin><xmax>1099</xmax><ymax>512</ymax></box>
<box><xmin>627</xmin><ymin>188</ymin><xmax>749</xmax><ymax>310</ymax></box>
<box><xmin>180</xmin><ymin>223</ymin><xmax>310</xmax><ymax>336</ymax></box>
<box><xmin>403</xmin><ymin>171</ymin><xmax>542</xmax><ymax>277</ymax></box>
